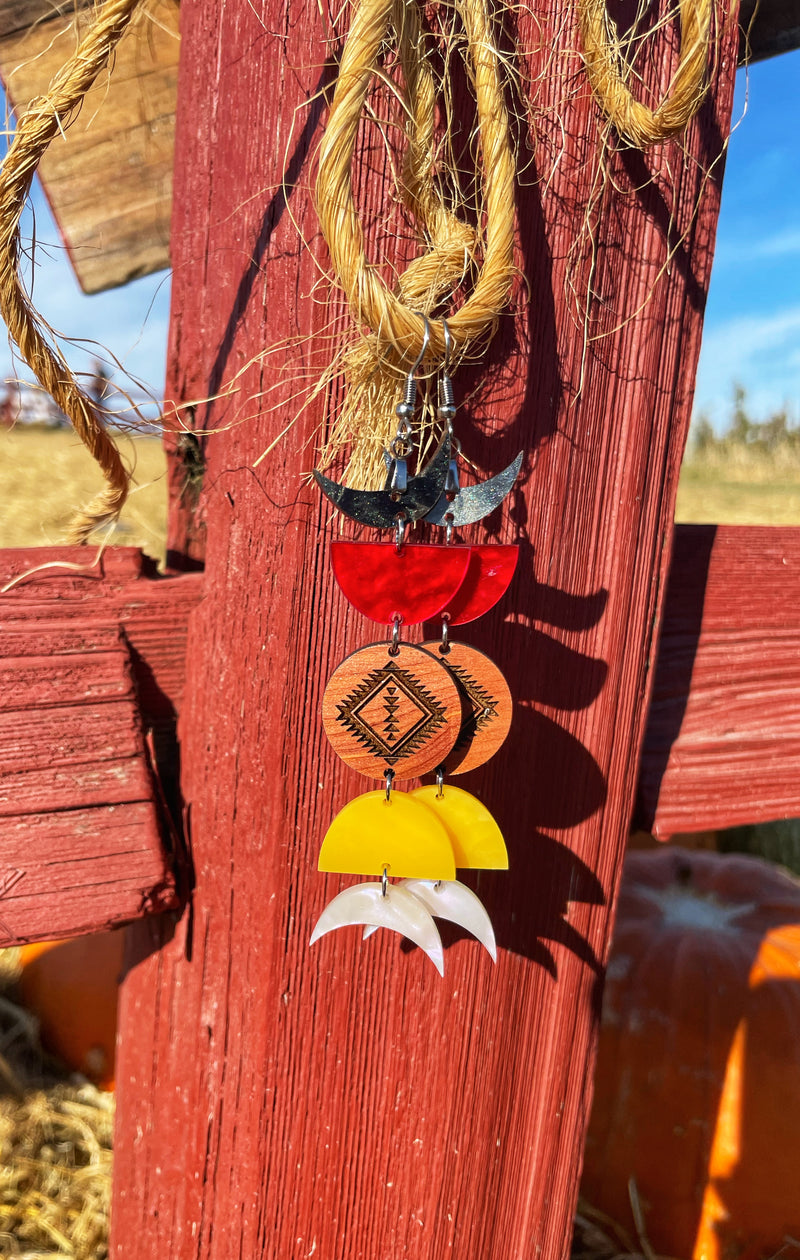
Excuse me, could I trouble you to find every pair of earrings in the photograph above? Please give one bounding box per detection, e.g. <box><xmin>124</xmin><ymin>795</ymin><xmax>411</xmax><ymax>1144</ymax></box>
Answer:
<box><xmin>310</xmin><ymin>319</ymin><xmax>522</xmax><ymax>974</ymax></box>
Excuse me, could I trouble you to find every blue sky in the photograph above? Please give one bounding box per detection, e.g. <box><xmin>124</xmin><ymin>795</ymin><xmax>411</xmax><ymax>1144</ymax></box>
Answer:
<box><xmin>1</xmin><ymin>49</ymin><xmax>798</xmax><ymax>431</ymax></box>
<box><xmin>693</xmin><ymin>49</ymin><xmax>800</xmax><ymax>429</ymax></box>
<box><xmin>5</xmin><ymin>181</ymin><xmax>170</xmax><ymax>411</ymax></box>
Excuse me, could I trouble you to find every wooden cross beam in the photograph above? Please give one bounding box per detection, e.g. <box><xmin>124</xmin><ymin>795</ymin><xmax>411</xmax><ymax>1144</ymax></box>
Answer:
<box><xmin>638</xmin><ymin>525</ymin><xmax>800</xmax><ymax>837</ymax></box>
<box><xmin>0</xmin><ymin>547</ymin><xmax>202</xmax><ymax>943</ymax></box>
<box><xmin>3</xmin><ymin>524</ymin><xmax>795</xmax><ymax>949</ymax></box>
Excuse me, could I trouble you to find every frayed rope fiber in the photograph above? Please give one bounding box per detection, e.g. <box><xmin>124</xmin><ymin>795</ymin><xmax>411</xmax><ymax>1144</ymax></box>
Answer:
<box><xmin>314</xmin><ymin>0</ymin><xmax>712</xmax><ymax>476</ymax></box>
<box><xmin>0</xmin><ymin>0</ymin><xmax>141</xmax><ymax>543</ymax></box>
<box><xmin>315</xmin><ymin>0</ymin><xmax>517</xmax><ymax>371</ymax></box>
<box><xmin>578</xmin><ymin>0</ymin><xmax>714</xmax><ymax>148</ymax></box>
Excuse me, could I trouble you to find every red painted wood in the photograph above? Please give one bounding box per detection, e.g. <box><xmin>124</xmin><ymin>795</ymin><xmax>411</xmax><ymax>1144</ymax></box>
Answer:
<box><xmin>444</xmin><ymin>544</ymin><xmax>519</xmax><ymax>626</ymax></box>
<box><xmin>0</xmin><ymin>547</ymin><xmax>203</xmax><ymax>770</ymax></box>
<box><xmin>112</xmin><ymin>0</ymin><xmax>739</xmax><ymax>1254</ymax></box>
<box><xmin>330</xmin><ymin>541</ymin><xmax>470</xmax><ymax>624</ymax></box>
<box><xmin>0</xmin><ymin>620</ymin><xmax>174</xmax><ymax>943</ymax></box>
<box><xmin>637</xmin><ymin>524</ymin><xmax>800</xmax><ymax>838</ymax></box>
<box><xmin>0</xmin><ymin>548</ymin><xmax>202</xmax><ymax>942</ymax></box>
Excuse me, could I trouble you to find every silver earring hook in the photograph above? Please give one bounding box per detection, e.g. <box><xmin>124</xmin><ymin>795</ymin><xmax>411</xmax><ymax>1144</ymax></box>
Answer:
<box><xmin>395</xmin><ymin>314</ymin><xmax>431</xmax><ymax>438</ymax></box>
<box><xmin>441</xmin><ymin>318</ymin><xmax>453</xmax><ymax>374</ymax></box>
<box><xmin>410</xmin><ymin>313</ymin><xmax>431</xmax><ymax>377</ymax></box>
<box><xmin>438</xmin><ymin>318</ymin><xmax>456</xmax><ymax>429</ymax></box>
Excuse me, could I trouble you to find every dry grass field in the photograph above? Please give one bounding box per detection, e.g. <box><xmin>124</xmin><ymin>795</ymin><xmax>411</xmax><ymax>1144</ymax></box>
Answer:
<box><xmin>0</xmin><ymin>425</ymin><xmax>168</xmax><ymax>562</ymax></box>
<box><xmin>676</xmin><ymin>448</ymin><xmax>800</xmax><ymax>525</ymax></box>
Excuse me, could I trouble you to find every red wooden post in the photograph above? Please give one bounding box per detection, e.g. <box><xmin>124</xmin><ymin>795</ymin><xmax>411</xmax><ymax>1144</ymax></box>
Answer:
<box><xmin>112</xmin><ymin>0</ymin><xmax>740</xmax><ymax>1254</ymax></box>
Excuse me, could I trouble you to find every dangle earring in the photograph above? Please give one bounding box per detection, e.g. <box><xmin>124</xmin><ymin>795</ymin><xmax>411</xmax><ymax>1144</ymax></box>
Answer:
<box><xmin>375</xmin><ymin>321</ymin><xmax>517</xmax><ymax>966</ymax></box>
<box><xmin>310</xmin><ymin>316</ymin><xmax>522</xmax><ymax>974</ymax></box>
<box><xmin>312</xmin><ymin>317</ymin><xmax>467</xmax><ymax>970</ymax></box>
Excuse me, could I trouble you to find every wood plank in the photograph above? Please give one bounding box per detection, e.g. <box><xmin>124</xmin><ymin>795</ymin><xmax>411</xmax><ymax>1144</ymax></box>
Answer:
<box><xmin>112</xmin><ymin>0</ymin><xmax>739</xmax><ymax>1254</ymax></box>
<box><xmin>0</xmin><ymin>549</ymin><xmax>203</xmax><ymax>943</ymax></box>
<box><xmin>0</xmin><ymin>802</ymin><xmax>175</xmax><ymax>943</ymax></box>
<box><xmin>0</xmin><ymin>0</ymin><xmax>93</xmax><ymax>40</ymax></box>
<box><xmin>0</xmin><ymin>0</ymin><xmax>178</xmax><ymax>293</ymax></box>
<box><xmin>739</xmin><ymin>0</ymin><xmax>800</xmax><ymax>60</ymax></box>
<box><xmin>0</xmin><ymin>618</ymin><xmax>173</xmax><ymax>942</ymax></box>
<box><xmin>637</xmin><ymin>524</ymin><xmax>800</xmax><ymax>838</ymax></box>
<box><xmin>0</xmin><ymin>548</ymin><xmax>203</xmax><ymax>736</ymax></box>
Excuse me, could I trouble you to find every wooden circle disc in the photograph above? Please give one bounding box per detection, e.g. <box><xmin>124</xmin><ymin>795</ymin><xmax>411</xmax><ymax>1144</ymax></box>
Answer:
<box><xmin>421</xmin><ymin>641</ymin><xmax>513</xmax><ymax>774</ymax></box>
<box><xmin>322</xmin><ymin>642</ymin><xmax>461</xmax><ymax>780</ymax></box>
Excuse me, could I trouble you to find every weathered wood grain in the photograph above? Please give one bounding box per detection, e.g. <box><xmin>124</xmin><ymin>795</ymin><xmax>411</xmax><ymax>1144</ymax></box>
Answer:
<box><xmin>0</xmin><ymin>0</ymin><xmax>178</xmax><ymax>293</ymax></box>
<box><xmin>0</xmin><ymin>618</ymin><xmax>173</xmax><ymax>942</ymax></box>
<box><xmin>111</xmin><ymin>0</ymin><xmax>739</xmax><ymax>1252</ymax></box>
<box><xmin>637</xmin><ymin>525</ymin><xmax>800</xmax><ymax>838</ymax></box>
<box><xmin>0</xmin><ymin>0</ymin><xmax>93</xmax><ymax>40</ymax></box>
<box><xmin>0</xmin><ymin>548</ymin><xmax>203</xmax><ymax>943</ymax></box>
<box><xmin>0</xmin><ymin>547</ymin><xmax>203</xmax><ymax>736</ymax></box>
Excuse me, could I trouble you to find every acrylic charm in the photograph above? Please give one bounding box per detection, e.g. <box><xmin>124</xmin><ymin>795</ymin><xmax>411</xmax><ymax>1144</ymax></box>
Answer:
<box><xmin>318</xmin><ymin>789</ymin><xmax>456</xmax><ymax>881</ymax></box>
<box><xmin>314</xmin><ymin>435</ymin><xmax>451</xmax><ymax>529</ymax></box>
<box><xmin>424</xmin><ymin>451</ymin><xmax>523</xmax><ymax>529</ymax></box>
<box><xmin>442</xmin><ymin>544</ymin><xmax>519</xmax><ymax>626</ymax></box>
<box><xmin>330</xmin><ymin>541</ymin><xmax>470</xmax><ymax>625</ymax></box>
<box><xmin>410</xmin><ymin>784</ymin><xmax>508</xmax><ymax>870</ymax></box>
<box><xmin>364</xmin><ymin>878</ymin><xmax>497</xmax><ymax>962</ymax></box>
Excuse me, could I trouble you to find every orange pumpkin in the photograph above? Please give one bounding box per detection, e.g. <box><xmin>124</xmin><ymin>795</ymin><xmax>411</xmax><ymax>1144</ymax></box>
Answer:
<box><xmin>582</xmin><ymin>847</ymin><xmax>800</xmax><ymax>1260</ymax></box>
<box><xmin>19</xmin><ymin>929</ymin><xmax>124</xmax><ymax>1089</ymax></box>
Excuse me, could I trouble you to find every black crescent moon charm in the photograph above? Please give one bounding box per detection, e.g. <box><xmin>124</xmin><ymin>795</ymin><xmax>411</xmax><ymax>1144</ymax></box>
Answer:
<box><xmin>424</xmin><ymin>451</ymin><xmax>524</xmax><ymax>528</ymax></box>
<box><xmin>313</xmin><ymin>436</ymin><xmax>452</xmax><ymax>528</ymax></box>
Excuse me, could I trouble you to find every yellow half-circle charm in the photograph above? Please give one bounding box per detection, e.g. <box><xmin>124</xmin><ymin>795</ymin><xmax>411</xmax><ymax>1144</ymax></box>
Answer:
<box><xmin>410</xmin><ymin>785</ymin><xmax>508</xmax><ymax>870</ymax></box>
<box><xmin>319</xmin><ymin>791</ymin><xmax>456</xmax><ymax>881</ymax></box>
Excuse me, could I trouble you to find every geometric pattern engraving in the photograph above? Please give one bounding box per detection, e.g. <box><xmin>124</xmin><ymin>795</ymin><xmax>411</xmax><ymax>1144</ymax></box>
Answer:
<box><xmin>421</xmin><ymin>640</ymin><xmax>513</xmax><ymax>776</ymax></box>
<box><xmin>447</xmin><ymin>661</ymin><xmax>499</xmax><ymax>753</ymax></box>
<box><xmin>337</xmin><ymin>661</ymin><xmax>447</xmax><ymax>766</ymax></box>
<box><xmin>322</xmin><ymin>642</ymin><xmax>461</xmax><ymax>780</ymax></box>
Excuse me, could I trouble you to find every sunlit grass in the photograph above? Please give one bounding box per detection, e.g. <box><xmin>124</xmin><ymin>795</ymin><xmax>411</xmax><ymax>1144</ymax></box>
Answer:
<box><xmin>0</xmin><ymin>426</ymin><xmax>167</xmax><ymax>563</ymax></box>
<box><xmin>676</xmin><ymin>447</ymin><xmax>800</xmax><ymax>525</ymax></box>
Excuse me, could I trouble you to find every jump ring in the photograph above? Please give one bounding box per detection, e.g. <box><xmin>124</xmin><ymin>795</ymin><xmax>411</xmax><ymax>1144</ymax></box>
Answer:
<box><xmin>440</xmin><ymin>614</ymin><xmax>450</xmax><ymax>654</ymax></box>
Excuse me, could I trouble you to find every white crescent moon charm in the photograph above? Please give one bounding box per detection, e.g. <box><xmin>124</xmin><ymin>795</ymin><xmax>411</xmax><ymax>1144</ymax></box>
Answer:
<box><xmin>364</xmin><ymin>879</ymin><xmax>497</xmax><ymax>962</ymax></box>
<box><xmin>401</xmin><ymin>879</ymin><xmax>497</xmax><ymax>961</ymax></box>
<box><xmin>310</xmin><ymin>882</ymin><xmax>445</xmax><ymax>975</ymax></box>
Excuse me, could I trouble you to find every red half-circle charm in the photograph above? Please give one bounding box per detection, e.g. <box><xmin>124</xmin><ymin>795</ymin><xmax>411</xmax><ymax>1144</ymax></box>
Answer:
<box><xmin>330</xmin><ymin>542</ymin><xmax>471</xmax><ymax>625</ymax></box>
<box><xmin>443</xmin><ymin>544</ymin><xmax>519</xmax><ymax>625</ymax></box>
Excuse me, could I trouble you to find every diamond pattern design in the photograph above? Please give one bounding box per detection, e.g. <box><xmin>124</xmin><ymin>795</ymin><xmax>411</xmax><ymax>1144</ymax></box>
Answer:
<box><xmin>336</xmin><ymin>662</ymin><xmax>447</xmax><ymax>765</ymax></box>
<box><xmin>447</xmin><ymin>660</ymin><xmax>499</xmax><ymax>750</ymax></box>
